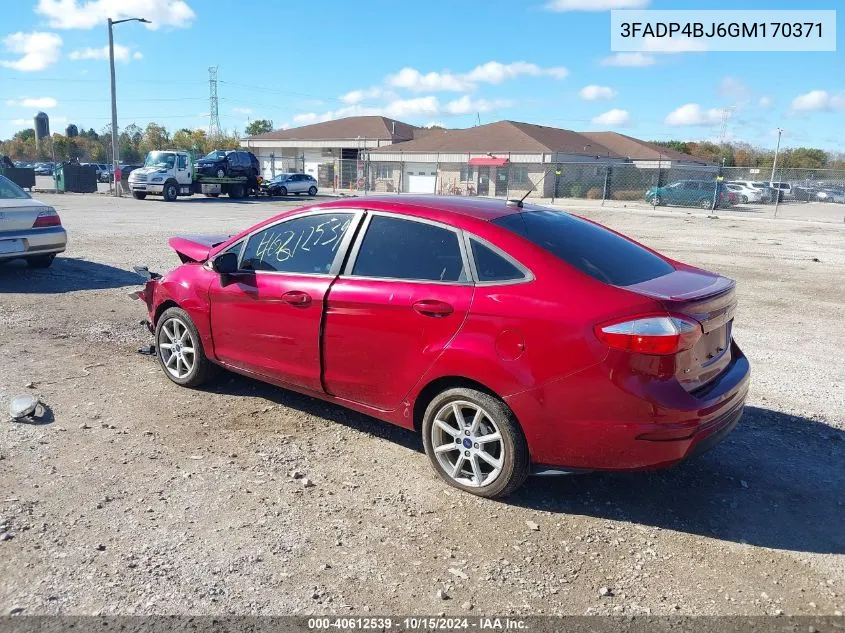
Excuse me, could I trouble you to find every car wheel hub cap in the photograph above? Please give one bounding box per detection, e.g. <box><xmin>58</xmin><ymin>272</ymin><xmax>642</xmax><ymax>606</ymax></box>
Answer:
<box><xmin>431</xmin><ymin>401</ymin><xmax>504</xmax><ymax>488</ymax></box>
<box><xmin>158</xmin><ymin>317</ymin><xmax>195</xmax><ymax>379</ymax></box>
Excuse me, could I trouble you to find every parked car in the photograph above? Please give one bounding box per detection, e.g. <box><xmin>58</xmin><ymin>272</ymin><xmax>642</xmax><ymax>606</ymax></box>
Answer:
<box><xmin>727</xmin><ymin>180</ymin><xmax>772</xmax><ymax>203</ymax></box>
<box><xmin>194</xmin><ymin>150</ymin><xmax>260</xmax><ymax>179</ymax></box>
<box><xmin>133</xmin><ymin>196</ymin><xmax>749</xmax><ymax>498</ymax></box>
<box><xmin>815</xmin><ymin>187</ymin><xmax>845</xmax><ymax>203</ymax></box>
<box><xmin>769</xmin><ymin>181</ymin><xmax>794</xmax><ymax>201</ymax></box>
<box><xmin>726</xmin><ymin>183</ymin><xmax>762</xmax><ymax>204</ymax></box>
<box><xmin>33</xmin><ymin>162</ymin><xmax>54</xmax><ymax>176</ymax></box>
<box><xmin>645</xmin><ymin>180</ymin><xmax>732</xmax><ymax>209</ymax></box>
<box><xmin>261</xmin><ymin>173</ymin><xmax>318</xmax><ymax>196</ymax></box>
<box><xmin>0</xmin><ymin>174</ymin><xmax>66</xmax><ymax>268</ymax></box>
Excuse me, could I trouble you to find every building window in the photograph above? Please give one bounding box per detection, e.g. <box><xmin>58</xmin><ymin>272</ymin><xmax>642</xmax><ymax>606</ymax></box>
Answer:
<box><xmin>459</xmin><ymin>166</ymin><xmax>475</xmax><ymax>182</ymax></box>
<box><xmin>511</xmin><ymin>165</ymin><xmax>529</xmax><ymax>185</ymax></box>
<box><xmin>375</xmin><ymin>164</ymin><xmax>392</xmax><ymax>179</ymax></box>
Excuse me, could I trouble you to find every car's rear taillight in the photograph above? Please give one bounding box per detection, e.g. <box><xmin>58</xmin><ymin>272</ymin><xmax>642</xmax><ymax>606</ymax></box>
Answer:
<box><xmin>595</xmin><ymin>316</ymin><xmax>701</xmax><ymax>355</ymax></box>
<box><xmin>33</xmin><ymin>208</ymin><xmax>61</xmax><ymax>228</ymax></box>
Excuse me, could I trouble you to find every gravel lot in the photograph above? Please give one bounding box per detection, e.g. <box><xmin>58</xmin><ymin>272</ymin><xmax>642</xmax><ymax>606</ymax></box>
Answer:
<box><xmin>1</xmin><ymin>192</ymin><xmax>843</xmax><ymax>617</ymax></box>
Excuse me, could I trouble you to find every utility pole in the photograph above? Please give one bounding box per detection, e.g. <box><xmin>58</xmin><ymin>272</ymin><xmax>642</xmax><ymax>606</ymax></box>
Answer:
<box><xmin>770</xmin><ymin>127</ymin><xmax>783</xmax><ymax>183</ymax></box>
<box><xmin>108</xmin><ymin>16</ymin><xmax>149</xmax><ymax>197</ymax></box>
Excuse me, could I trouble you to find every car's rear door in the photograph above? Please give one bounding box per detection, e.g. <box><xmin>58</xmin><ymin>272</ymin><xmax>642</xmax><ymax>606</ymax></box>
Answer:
<box><xmin>207</xmin><ymin>210</ymin><xmax>361</xmax><ymax>392</ymax></box>
<box><xmin>322</xmin><ymin>213</ymin><xmax>474</xmax><ymax>411</ymax></box>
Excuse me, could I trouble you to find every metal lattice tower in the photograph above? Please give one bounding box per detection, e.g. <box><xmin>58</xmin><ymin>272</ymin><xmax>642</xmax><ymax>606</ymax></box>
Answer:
<box><xmin>208</xmin><ymin>66</ymin><xmax>221</xmax><ymax>138</ymax></box>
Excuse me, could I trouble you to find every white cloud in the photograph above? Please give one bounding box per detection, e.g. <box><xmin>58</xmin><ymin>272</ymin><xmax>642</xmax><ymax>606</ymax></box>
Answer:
<box><xmin>545</xmin><ymin>0</ymin><xmax>649</xmax><ymax>10</ymax></box>
<box><xmin>69</xmin><ymin>44</ymin><xmax>141</xmax><ymax>62</ymax></box>
<box><xmin>718</xmin><ymin>76</ymin><xmax>750</xmax><ymax>100</ymax></box>
<box><xmin>386</xmin><ymin>61</ymin><xmax>567</xmax><ymax>93</ymax></box>
<box><xmin>790</xmin><ymin>90</ymin><xmax>845</xmax><ymax>112</ymax></box>
<box><xmin>665</xmin><ymin>103</ymin><xmax>727</xmax><ymax>126</ymax></box>
<box><xmin>340</xmin><ymin>87</ymin><xmax>392</xmax><ymax>104</ymax></box>
<box><xmin>579</xmin><ymin>85</ymin><xmax>616</xmax><ymax>100</ymax></box>
<box><xmin>592</xmin><ymin>108</ymin><xmax>631</xmax><ymax>126</ymax></box>
<box><xmin>35</xmin><ymin>0</ymin><xmax>196</xmax><ymax>30</ymax></box>
<box><xmin>232</xmin><ymin>107</ymin><xmax>252</xmax><ymax>114</ymax></box>
<box><xmin>444</xmin><ymin>95</ymin><xmax>511</xmax><ymax>115</ymax></box>
<box><xmin>291</xmin><ymin>94</ymin><xmax>511</xmax><ymax>126</ymax></box>
<box><xmin>0</xmin><ymin>31</ymin><xmax>62</xmax><ymax>71</ymax></box>
<box><xmin>6</xmin><ymin>96</ymin><xmax>58</xmax><ymax>108</ymax></box>
<box><xmin>759</xmin><ymin>96</ymin><xmax>773</xmax><ymax>109</ymax></box>
<box><xmin>387</xmin><ymin>68</ymin><xmax>473</xmax><ymax>93</ymax></box>
<box><xmin>464</xmin><ymin>61</ymin><xmax>568</xmax><ymax>84</ymax></box>
<box><xmin>600</xmin><ymin>52</ymin><xmax>655</xmax><ymax>67</ymax></box>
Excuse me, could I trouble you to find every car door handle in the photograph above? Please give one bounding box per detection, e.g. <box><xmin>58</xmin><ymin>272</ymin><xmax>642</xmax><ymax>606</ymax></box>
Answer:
<box><xmin>412</xmin><ymin>299</ymin><xmax>453</xmax><ymax>318</ymax></box>
<box><xmin>281</xmin><ymin>290</ymin><xmax>311</xmax><ymax>306</ymax></box>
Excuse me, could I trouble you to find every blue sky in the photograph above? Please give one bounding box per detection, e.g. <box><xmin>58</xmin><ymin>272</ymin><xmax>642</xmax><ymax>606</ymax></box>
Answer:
<box><xmin>0</xmin><ymin>0</ymin><xmax>842</xmax><ymax>150</ymax></box>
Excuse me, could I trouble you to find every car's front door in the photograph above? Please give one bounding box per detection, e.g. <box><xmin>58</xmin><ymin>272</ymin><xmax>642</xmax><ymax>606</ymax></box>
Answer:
<box><xmin>208</xmin><ymin>210</ymin><xmax>360</xmax><ymax>391</ymax></box>
<box><xmin>322</xmin><ymin>213</ymin><xmax>474</xmax><ymax>411</ymax></box>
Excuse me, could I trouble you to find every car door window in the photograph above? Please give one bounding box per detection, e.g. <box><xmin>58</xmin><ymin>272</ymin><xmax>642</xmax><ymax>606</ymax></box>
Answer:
<box><xmin>470</xmin><ymin>238</ymin><xmax>526</xmax><ymax>283</ymax></box>
<box><xmin>241</xmin><ymin>213</ymin><xmax>355</xmax><ymax>274</ymax></box>
<box><xmin>351</xmin><ymin>215</ymin><xmax>466</xmax><ymax>282</ymax></box>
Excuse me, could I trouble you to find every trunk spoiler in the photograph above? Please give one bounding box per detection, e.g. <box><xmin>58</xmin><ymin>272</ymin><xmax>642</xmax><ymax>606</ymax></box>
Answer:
<box><xmin>168</xmin><ymin>234</ymin><xmax>231</xmax><ymax>263</ymax></box>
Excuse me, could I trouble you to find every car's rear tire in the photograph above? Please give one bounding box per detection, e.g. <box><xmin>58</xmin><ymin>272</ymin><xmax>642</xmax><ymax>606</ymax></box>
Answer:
<box><xmin>204</xmin><ymin>193</ymin><xmax>219</xmax><ymax>198</ymax></box>
<box><xmin>421</xmin><ymin>387</ymin><xmax>529</xmax><ymax>498</ymax></box>
<box><xmin>155</xmin><ymin>307</ymin><xmax>218</xmax><ymax>388</ymax></box>
<box><xmin>279</xmin><ymin>186</ymin><xmax>287</xmax><ymax>196</ymax></box>
<box><xmin>308</xmin><ymin>186</ymin><xmax>317</xmax><ymax>196</ymax></box>
<box><xmin>26</xmin><ymin>254</ymin><xmax>56</xmax><ymax>268</ymax></box>
<box><xmin>132</xmin><ymin>192</ymin><xmax>147</xmax><ymax>200</ymax></box>
<box><xmin>216</xmin><ymin>168</ymin><xmax>225</xmax><ymax>178</ymax></box>
<box><xmin>229</xmin><ymin>183</ymin><xmax>246</xmax><ymax>199</ymax></box>
<box><xmin>740</xmin><ymin>195</ymin><xmax>748</xmax><ymax>204</ymax></box>
<box><xmin>163</xmin><ymin>180</ymin><xmax>179</xmax><ymax>202</ymax></box>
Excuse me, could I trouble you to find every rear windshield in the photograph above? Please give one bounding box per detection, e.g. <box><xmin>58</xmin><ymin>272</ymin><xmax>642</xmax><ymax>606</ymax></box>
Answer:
<box><xmin>493</xmin><ymin>210</ymin><xmax>673</xmax><ymax>286</ymax></box>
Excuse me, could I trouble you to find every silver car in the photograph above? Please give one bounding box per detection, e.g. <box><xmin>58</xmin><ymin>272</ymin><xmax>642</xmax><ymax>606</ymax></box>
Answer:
<box><xmin>0</xmin><ymin>175</ymin><xmax>66</xmax><ymax>268</ymax></box>
<box><xmin>264</xmin><ymin>172</ymin><xmax>318</xmax><ymax>196</ymax></box>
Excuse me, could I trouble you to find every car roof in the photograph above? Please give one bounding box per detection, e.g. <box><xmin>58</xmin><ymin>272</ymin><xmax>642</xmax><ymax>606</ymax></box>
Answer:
<box><xmin>302</xmin><ymin>195</ymin><xmax>528</xmax><ymax>223</ymax></box>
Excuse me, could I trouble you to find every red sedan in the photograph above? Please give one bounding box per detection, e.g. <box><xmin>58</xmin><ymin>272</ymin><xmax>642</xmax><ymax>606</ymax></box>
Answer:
<box><xmin>135</xmin><ymin>196</ymin><xmax>750</xmax><ymax>498</ymax></box>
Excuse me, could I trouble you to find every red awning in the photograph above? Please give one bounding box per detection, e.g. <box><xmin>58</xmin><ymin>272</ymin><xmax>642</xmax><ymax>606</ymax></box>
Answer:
<box><xmin>468</xmin><ymin>157</ymin><xmax>509</xmax><ymax>167</ymax></box>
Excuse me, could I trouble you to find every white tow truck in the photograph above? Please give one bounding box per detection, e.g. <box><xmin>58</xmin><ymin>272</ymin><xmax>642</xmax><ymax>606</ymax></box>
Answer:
<box><xmin>128</xmin><ymin>150</ymin><xmax>258</xmax><ymax>201</ymax></box>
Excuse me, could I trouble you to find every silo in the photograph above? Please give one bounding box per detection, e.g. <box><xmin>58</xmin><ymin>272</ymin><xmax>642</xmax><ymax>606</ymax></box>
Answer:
<box><xmin>34</xmin><ymin>112</ymin><xmax>50</xmax><ymax>150</ymax></box>
<box><xmin>65</xmin><ymin>124</ymin><xmax>78</xmax><ymax>137</ymax></box>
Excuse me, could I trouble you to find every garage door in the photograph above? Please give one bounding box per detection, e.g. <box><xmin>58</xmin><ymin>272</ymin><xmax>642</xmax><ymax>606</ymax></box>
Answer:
<box><xmin>404</xmin><ymin>164</ymin><xmax>437</xmax><ymax>194</ymax></box>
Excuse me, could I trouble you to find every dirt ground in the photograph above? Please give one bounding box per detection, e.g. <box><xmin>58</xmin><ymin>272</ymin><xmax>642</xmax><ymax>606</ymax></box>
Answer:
<box><xmin>1</xmin><ymin>192</ymin><xmax>843</xmax><ymax>617</ymax></box>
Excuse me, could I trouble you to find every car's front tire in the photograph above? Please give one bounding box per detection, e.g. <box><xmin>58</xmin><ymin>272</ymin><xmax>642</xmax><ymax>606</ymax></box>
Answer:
<box><xmin>26</xmin><ymin>254</ymin><xmax>56</xmax><ymax>268</ymax></box>
<box><xmin>155</xmin><ymin>307</ymin><xmax>218</xmax><ymax>388</ymax></box>
<box><xmin>648</xmin><ymin>194</ymin><xmax>661</xmax><ymax>206</ymax></box>
<box><xmin>422</xmin><ymin>387</ymin><xmax>529</xmax><ymax>498</ymax></box>
<box><xmin>278</xmin><ymin>186</ymin><xmax>287</xmax><ymax>196</ymax></box>
<box><xmin>163</xmin><ymin>180</ymin><xmax>179</xmax><ymax>202</ymax></box>
<box><xmin>132</xmin><ymin>192</ymin><xmax>147</xmax><ymax>200</ymax></box>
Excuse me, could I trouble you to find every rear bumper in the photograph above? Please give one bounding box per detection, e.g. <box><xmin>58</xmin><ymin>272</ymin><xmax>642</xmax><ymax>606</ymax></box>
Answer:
<box><xmin>0</xmin><ymin>226</ymin><xmax>67</xmax><ymax>260</ymax></box>
<box><xmin>506</xmin><ymin>342</ymin><xmax>750</xmax><ymax>471</ymax></box>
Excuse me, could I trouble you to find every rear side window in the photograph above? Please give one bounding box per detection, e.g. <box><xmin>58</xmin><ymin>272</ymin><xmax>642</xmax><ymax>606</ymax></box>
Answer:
<box><xmin>352</xmin><ymin>215</ymin><xmax>466</xmax><ymax>282</ymax></box>
<box><xmin>470</xmin><ymin>239</ymin><xmax>525</xmax><ymax>282</ymax></box>
<box><xmin>494</xmin><ymin>210</ymin><xmax>673</xmax><ymax>286</ymax></box>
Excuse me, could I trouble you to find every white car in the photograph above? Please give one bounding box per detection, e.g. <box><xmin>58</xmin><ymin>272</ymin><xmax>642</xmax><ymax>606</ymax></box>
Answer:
<box><xmin>726</xmin><ymin>183</ymin><xmax>762</xmax><ymax>204</ymax></box>
<box><xmin>728</xmin><ymin>180</ymin><xmax>773</xmax><ymax>203</ymax></box>
<box><xmin>816</xmin><ymin>188</ymin><xmax>845</xmax><ymax>204</ymax></box>
<box><xmin>0</xmin><ymin>174</ymin><xmax>66</xmax><ymax>268</ymax></box>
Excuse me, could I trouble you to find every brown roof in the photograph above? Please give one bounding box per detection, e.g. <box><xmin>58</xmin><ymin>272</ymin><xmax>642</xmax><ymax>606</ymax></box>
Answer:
<box><xmin>579</xmin><ymin>132</ymin><xmax>705</xmax><ymax>163</ymax></box>
<box><xmin>368</xmin><ymin>120</ymin><xmax>618</xmax><ymax>156</ymax></box>
<box><xmin>248</xmin><ymin>116</ymin><xmax>419</xmax><ymax>142</ymax></box>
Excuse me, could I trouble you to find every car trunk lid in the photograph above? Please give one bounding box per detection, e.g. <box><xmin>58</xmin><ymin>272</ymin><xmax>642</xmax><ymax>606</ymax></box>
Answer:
<box><xmin>0</xmin><ymin>200</ymin><xmax>47</xmax><ymax>233</ymax></box>
<box><xmin>625</xmin><ymin>268</ymin><xmax>737</xmax><ymax>392</ymax></box>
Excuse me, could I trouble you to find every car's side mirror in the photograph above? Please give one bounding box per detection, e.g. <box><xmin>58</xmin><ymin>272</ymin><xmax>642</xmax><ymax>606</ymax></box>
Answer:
<box><xmin>211</xmin><ymin>252</ymin><xmax>239</xmax><ymax>275</ymax></box>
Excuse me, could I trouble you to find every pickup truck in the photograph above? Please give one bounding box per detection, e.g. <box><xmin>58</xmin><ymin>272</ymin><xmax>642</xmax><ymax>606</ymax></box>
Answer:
<box><xmin>128</xmin><ymin>150</ymin><xmax>260</xmax><ymax>201</ymax></box>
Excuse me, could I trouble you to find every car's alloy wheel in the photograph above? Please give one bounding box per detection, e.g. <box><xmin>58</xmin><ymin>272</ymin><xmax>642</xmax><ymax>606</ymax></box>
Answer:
<box><xmin>216</xmin><ymin>168</ymin><xmax>225</xmax><ymax>178</ymax></box>
<box><xmin>279</xmin><ymin>186</ymin><xmax>287</xmax><ymax>196</ymax></box>
<box><xmin>699</xmin><ymin>198</ymin><xmax>713</xmax><ymax>210</ymax></box>
<box><xmin>154</xmin><ymin>308</ymin><xmax>218</xmax><ymax>388</ymax></box>
<box><xmin>649</xmin><ymin>195</ymin><xmax>661</xmax><ymax>206</ymax></box>
<box><xmin>308</xmin><ymin>186</ymin><xmax>317</xmax><ymax>196</ymax></box>
<box><xmin>158</xmin><ymin>317</ymin><xmax>196</xmax><ymax>380</ymax></box>
<box><xmin>741</xmin><ymin>195</ymin><xmax>748</xmax><ymax>204</ymax></box>
<box><xmin>422</xmin><ymin>388</ymin><xmax>529</xmax><ymax>498</ymax></box>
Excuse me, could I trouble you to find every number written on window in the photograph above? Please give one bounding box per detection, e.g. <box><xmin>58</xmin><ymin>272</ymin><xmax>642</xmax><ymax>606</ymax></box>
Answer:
<box><xmin>241</xmin><ymin>213</ymin><xmax>354</xmax><ymax>274</ymax></box>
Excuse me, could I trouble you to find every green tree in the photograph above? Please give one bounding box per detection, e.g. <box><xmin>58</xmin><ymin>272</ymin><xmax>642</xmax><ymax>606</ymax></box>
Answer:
<box><xmin>14</xmin><ymin>128</ymin><xmax>36</xmax><ymax>142</ymax></box>
<box><xmin>141</xmin><ymin>122</ymin><xmax>170</xmax><ymax>152</ymax></box>
<box><xmin>245</xmin><ymin>119</ymin><xmax>273</xmax><ymax>137</ymax></box>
